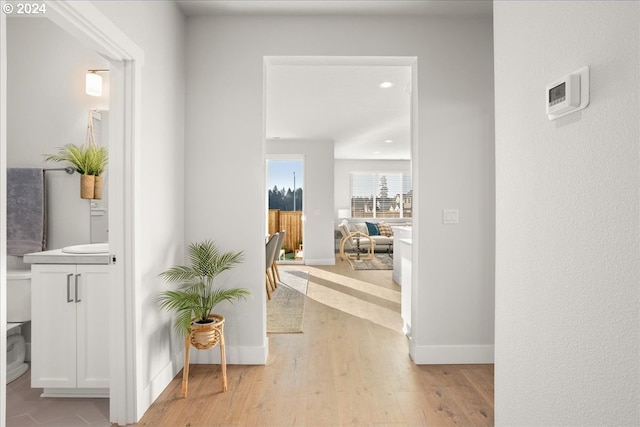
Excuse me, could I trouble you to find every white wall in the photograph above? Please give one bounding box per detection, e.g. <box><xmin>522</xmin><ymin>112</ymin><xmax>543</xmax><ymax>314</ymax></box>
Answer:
<box><xmin>7</xmin><ymin>18</ymin><xmax>109</xmax><ymax>260</ymax></box>
<box><xmin>334</xmin><ymin>159</ymin><xmax>410</xmax><ymax>221</ymax></box>
<box><xmin>90</xmin><ymin>1</ymin><xmax>186</xmax><ymax>420</ymax></box>
<box><xmin>494</xmin><ymin>2</ymin><xmax>640</xmax><ymax>425</ymax></box>
<box><xmin>267</xmin><ymin>139</ymin><xmax>335</xmax><ymax>265</ymax></box>
<box><xmin>1</xmin><ymin>10</ymin><xmax>7</xmax><ymax>424</ymax></box>
<box><xmin>186</xmin><ymin>14</ymin><xmax>495</xmax><ymax>364</ymax></box>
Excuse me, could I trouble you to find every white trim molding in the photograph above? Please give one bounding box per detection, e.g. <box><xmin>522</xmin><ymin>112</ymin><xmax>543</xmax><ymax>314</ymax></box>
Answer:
<box><xmin>44</xmin><ymin>0</ymin><xmax>144</xmax><ymax>64</ymax></box>
<box><xmin>410</xmin><ymin>343</ymin><xmax>494</xmax><ymax>364</ymax></box>
<box><xmin>38</xmin><ymin>1</ymin><xmax>144</xmax><ymax>424</ymax></box>
<box><xmin>137</xmin><ymin>356</ymin><xmax>181</xmax><ymax>418</ymax></box>
<box><xmin>304</xmin><ymin>258</ymin><xmax>336</xmax><ymax>266</ymax></box>
<box><xmin>0</xmin><ymin>7</ymin><xmax>8</xmax><ymax>424</ymax></box>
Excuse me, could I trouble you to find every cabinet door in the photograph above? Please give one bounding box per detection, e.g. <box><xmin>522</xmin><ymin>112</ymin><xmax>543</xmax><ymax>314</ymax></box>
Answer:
<box><xmin>31</xmin><ymin>264</ymin><xmax>77</xmax><ymax>388</ymax></box>
<box><xmin>75</xmin><ymin>265</ymin><xmax>110</xmax><ymax>389</ymax></box>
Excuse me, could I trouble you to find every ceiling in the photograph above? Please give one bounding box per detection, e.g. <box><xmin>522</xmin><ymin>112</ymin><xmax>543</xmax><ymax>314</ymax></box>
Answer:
<box><xmin>176</xmin><ymin>1</ymin><xmax>492</xmax><ymax>17</ymax></box>
<box><xmin>177</xmin><ymin>1</ymin><xmax>492</xmax><ymax>160</ymax></box>
<box><xmin>266</xmin><ymin>64</ymin><xmax>411</xmax><ymax>159</ymax></box>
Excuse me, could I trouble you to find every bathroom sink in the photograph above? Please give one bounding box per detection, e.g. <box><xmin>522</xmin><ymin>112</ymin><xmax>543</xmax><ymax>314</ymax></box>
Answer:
<box><xmin>61</xmin><ymin>243</ymin><xmax>109</xmax><ymax>254</ymax></box>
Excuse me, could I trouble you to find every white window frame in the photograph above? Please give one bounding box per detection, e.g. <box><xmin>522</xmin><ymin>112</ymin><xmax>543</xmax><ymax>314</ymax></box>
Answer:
<box><xmin>349</xmin><ymin>172</ymin><xmax>412</xmax><ymax>219</ymax></box>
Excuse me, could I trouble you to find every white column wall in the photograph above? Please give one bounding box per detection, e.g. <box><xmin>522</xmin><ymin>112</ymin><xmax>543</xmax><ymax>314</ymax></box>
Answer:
<box><xmin>494</xmin><ymin>1</ymin><xmax>640</xmax><ymax>425</ymax></box>
<box><xmin>186</xmin><ymin>14</ymin><xmax>495</xmax><ymax>364</ymax></box>
<box><xmin>90</xmin><ymin>1</ymin><xmax>186</xmax><ymax>419</ymax></box>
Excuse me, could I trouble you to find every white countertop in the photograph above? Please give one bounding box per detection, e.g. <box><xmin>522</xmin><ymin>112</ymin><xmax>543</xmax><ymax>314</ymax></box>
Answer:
<box><xmin>24</xmin><ymin>248</ymin><xmax>110</xmax><ymax>265</ymax></box>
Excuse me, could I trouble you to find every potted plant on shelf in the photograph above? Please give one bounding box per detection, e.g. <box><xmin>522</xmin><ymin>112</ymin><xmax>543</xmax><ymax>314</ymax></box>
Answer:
<box><xmin>44</xmin><ymin>143</ymin><xmax>108</xmax><ymax>200</ymax></box>
<box><xmin>157</xmin><ymin>240</ymin><xmax>251</xmax><ymax>348</ymax></box>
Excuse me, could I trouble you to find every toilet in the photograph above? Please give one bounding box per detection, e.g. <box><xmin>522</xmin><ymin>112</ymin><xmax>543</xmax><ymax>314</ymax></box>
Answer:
<box><xmin>6</xmin><ymin>269</ymin><xmax>31</xmax><ymax>384</ymax></box>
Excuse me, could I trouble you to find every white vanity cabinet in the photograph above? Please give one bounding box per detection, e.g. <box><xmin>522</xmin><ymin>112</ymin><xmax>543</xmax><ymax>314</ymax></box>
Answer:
<box><xmin>30</xmin><ymin>263</ymin><xmax>109</xmax><ymax>397</ymax></box>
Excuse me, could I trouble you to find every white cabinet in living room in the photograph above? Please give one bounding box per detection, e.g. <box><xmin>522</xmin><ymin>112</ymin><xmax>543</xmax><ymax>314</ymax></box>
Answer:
<box><xmin>31</xmin><ymin>264</ymin><xmax>109</xmax><ymax>397</ymax></box>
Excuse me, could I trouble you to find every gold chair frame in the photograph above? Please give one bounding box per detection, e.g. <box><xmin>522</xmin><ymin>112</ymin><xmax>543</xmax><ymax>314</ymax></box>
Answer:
<box><xmin>339</xmin><ymin>231</ymin><xmax>375</xmax><ymax>261</ymax></box>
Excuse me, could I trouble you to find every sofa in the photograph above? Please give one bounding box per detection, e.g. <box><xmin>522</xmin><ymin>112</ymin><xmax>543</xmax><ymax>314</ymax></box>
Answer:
<box><xmin>338</xmin><ymin>220</ymin><xmax>395</xmax><ymax>258</ymax></box>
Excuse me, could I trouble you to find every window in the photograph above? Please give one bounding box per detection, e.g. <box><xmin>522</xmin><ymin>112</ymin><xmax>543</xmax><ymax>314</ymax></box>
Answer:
<box><xmin>350</xmin><ymin>172</ymin><xmax>412</xmax><ymax>218</ymax></box>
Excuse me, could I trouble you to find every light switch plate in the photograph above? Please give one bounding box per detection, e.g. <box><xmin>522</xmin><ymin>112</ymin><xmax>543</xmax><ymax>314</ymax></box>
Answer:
<box><xmin>443</xmin><ymin>209</ymin><xmax>459</xmax><ymax>224</ymax></box>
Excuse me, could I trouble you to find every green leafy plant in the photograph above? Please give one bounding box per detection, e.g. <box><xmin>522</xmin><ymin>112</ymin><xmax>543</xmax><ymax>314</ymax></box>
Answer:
<box><xmin>44</xmin><ymin>144</ymin><xmax>108</xmax><ymax>176</ymax></box>
<box><xmin>85</xmin><ymin>145</ymin><xmax>108</xmax><ymax>176</ymax></box>
<box><xmin>157</xmin><ymin>240</ymin><xmax>251</xmax><ymax>337</ymax></box>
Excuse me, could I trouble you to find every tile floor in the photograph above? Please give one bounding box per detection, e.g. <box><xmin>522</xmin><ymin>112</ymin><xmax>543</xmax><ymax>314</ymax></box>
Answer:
<box><xmin>6</xmin><ymin>368</ymin><xmax>110</xmax><ymax>426</ymax></box>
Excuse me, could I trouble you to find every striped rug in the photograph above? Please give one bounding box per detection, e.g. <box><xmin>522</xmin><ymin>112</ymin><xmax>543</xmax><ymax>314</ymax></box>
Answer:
<box><xmin>267</xmin><ymin>270</ymin><xmax>308</xmax><ymax>333</ymax></box>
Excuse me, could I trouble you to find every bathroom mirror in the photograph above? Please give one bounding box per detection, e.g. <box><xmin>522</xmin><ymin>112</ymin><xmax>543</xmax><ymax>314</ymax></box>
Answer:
<box><xmin>90</xmin><ymin>110</ymin><xmax>109</xmax><ymax>243</ymax></box>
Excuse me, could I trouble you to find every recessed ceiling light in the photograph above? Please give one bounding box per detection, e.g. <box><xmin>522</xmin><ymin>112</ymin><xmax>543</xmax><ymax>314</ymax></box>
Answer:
<box><xmin>384</xmin><ymin>139</ymin><xmax>393</xmax><ymax>143</ymax></box>
<box><xmin>378</xmin><ymin>81</ymin><xmax>394</xmax><ymax>89</ymax></box>
<box><xmin>373</xmin><ymin>151</ymin><xmax>381</xmax><ymax>154</ymax></box>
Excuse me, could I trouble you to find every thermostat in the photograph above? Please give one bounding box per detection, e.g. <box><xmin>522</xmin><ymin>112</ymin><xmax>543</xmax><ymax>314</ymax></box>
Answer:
<box><xmin>547</xmin><ymin>66</ymin><xmax>589</xmax><ymax>120</ymax></box>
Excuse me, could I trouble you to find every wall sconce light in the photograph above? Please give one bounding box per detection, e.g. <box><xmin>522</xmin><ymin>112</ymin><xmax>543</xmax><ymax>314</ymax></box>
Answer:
<box><xmin>86</xmin><ymin>69</ymin><xmax>108</xmax><ymax>97</ymax></box>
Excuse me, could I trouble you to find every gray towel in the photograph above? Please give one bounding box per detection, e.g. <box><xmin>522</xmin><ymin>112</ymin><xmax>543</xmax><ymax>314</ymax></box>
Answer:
<box><xmin>7</xmin><ymin>168</ymin><xmax>45</xmax><ymax>256</ymax></box>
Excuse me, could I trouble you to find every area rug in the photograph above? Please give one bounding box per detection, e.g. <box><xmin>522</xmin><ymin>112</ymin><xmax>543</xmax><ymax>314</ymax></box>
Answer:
<box><xmin>267</xmin><ymin>270</ymin><xmax>308</xmax><ymax>334</ymax></box>
<box><xmin>347</xmin><ymin>253</ymin><xmax>393</xmax><ymax>270</ymax></box>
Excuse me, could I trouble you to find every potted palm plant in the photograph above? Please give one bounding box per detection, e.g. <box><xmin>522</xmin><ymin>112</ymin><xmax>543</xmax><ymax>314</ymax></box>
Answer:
<box><xmin>157</xmin><ymin>240</ymin><xmax>251</xmax><ymax>348</ymax></box>
<box><xmin>44</xmin><ymin>143</ymin><xmax>108</xmax><ymax>199</ymax></box>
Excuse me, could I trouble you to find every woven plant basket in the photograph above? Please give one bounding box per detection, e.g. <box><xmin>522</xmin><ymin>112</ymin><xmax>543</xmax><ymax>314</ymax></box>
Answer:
<box><xmin>93</xmin><ymin>176</ymin><xmax>103</xmax><ymax>200</ymax></box>
<box><xmin>80</xmin><ymin>174</ymin><xmax>95</xmax><ymax>199</ymax></box>
<box><xmin>189</xmin><ymin>314</ymin><xmax>225</xmax><ymax>350</ymax></box>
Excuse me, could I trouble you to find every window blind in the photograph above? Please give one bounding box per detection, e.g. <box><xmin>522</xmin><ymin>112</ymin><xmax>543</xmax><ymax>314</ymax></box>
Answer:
<box><xmin>350</xmin><ymin>172</ymin><xmax>412</xmax><ymax>218</ymax></box>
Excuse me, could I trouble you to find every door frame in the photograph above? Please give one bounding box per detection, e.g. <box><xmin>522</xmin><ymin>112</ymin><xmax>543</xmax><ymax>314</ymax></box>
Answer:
<box><xmin>262</xmin><ymin>56</ymin><xmax>418</xmax><ymax>356</ymax></box>
<box><xmin>266</xmin><ymin>155</ymin><xmax>306</xmax><ymax>264</ymax></box>
<box><xmin>0</xmin><ymin>1</ymin><xmax>143</xmax><ymax>424</ymax></box>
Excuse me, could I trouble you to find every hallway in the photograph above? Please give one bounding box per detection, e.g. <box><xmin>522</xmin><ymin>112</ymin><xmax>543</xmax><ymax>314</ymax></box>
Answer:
<box><xmin>133</xmin><ymin>257</ymin><xmax>494</xmax><ymax>426</ymax></box>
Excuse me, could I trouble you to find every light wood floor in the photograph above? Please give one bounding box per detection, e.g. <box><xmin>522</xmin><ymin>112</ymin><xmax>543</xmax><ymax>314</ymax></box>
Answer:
<box><xmin>131</xmin><ymin>256</ymin><xmax>494</xmax><ymax>426</ymax></box>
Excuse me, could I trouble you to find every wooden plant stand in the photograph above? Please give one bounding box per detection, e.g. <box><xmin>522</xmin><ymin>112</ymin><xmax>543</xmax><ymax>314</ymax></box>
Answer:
<box><xmin>182</xmin><ymin>314</ymin><xmax>227</xmax><ymax>397</ymax></box>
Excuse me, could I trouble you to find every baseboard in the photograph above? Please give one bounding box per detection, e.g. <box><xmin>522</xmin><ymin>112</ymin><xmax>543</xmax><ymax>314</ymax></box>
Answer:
<box><xmin>42</xmin><ymin>388</ymin><xmax>109</xmax><ymax>398</ymax></box>
<box><xmin>304</xmin><ymin>258</ymin><xmax>335</xmax><ymax>265</ymax></box>
<box><xmin>136</xmin><ymin>355</ymin><xmax>181</xmax><ymax>420</ymax></box>
<box><xmin>409</xmin><ymin>343</ymin><xmax>494</xmax><ymax>364</ymax></box>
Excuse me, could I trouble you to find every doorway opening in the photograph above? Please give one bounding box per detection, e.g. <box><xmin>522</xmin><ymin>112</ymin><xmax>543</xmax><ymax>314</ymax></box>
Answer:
<box><xmin>263</xmin><ymin>55</ymin><xmax>417</xmax><ymax>343</ymax></box>
<box><xmin>1</xmin><ymin>2</ymin><xmax>142</xmax><ymax>424</ymax></box>
<box><xmin>267</xmin><ymin>157</ymin><xmax>304</xmax><ymax>263</ymax></box>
